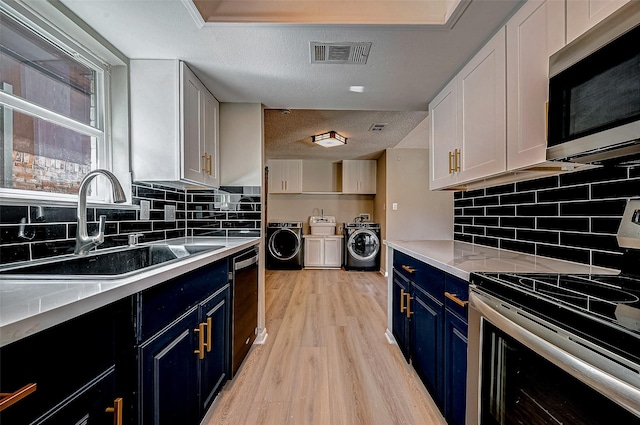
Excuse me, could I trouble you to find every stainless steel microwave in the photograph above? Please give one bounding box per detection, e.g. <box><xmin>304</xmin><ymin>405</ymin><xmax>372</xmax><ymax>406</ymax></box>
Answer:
<box><xmin>547</xmin><ymin>1</ymin><xmax>640</xmax><ymax>165</ymax></box>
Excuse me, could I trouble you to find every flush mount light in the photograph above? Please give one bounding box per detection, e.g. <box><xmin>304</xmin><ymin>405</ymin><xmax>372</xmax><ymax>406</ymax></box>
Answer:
<box><xmin>312</xmin><ymin>131</ymin><xmax>347</xmax><ymax>148</ymax></box>
<box><xmin>349</xmin><ymin>85</ymin><xmax>365</xmax><ymax>93</ymax></box>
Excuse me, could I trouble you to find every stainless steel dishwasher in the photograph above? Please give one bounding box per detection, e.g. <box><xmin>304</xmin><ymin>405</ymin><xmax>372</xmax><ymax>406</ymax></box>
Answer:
<box><xmin>231</xmin><ymin>246</ymin><xmax>259</xmax><ymax>377</ymax></box>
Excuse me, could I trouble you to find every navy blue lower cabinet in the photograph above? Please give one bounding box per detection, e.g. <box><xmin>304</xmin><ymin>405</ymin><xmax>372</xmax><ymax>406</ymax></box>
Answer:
<box><xmin>199</xmin><ymin>286</ymin><xmax>231</xmax><ymax>413</ymax></box>
<box><xmin>139</xmin><ymin>307</ymin><xmax>200</xmax><ymax>425</ymax></box>
<box><xmin>392</xmin><ymin>250</ymin><xmax>469</xmax><ymax>425</ymax></box>
<box><xmin>411</xmin><ymin>285</ymin><xmax>445</xmax><ymax>407</ymax></box>
<box><xmin>38</xmin><ymin>367</ymin><xmax>118</xmax><ymax>425</ymax></box>
<box><xmin>392</xmin><ymin>270</ymin><xmax>411</xmax><ymax>361</ymax></box>
<box><xmin>136</xmin><ymin>260</ymin><xmax>231</xmax><ymax>425</ymax></box>
<box><xmin>0</xmin><ymin>298</ymin><xmax>132</xmax><ymax>425</ymax></box>
<box><xmin>444</xmin><ymin>308</ymin><xmax>468</xmax><ymax>425</ymax></box>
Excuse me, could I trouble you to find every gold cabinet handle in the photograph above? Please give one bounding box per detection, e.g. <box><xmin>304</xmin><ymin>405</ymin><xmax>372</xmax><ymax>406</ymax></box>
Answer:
<box><xmin>401</xmin><ymin>265</ymin><xmax>416</xmax><ymax>274</ymax></box>
<box><xmin>448</xmin><ymin>151</ymin><xmax>455</xmax><ymax>174</ymax></box>
<box><xmin>105</xmin><ymin>397</ymin><xmax>123</xmax><ymax>425</ymax></box>
<box><xmin>0</xmin><ymin>383</ymin><xmax>37</xmax><ymax>411</ymax></box>
<box><xmin>406</xmin><ymin>294</ymin><xmax>414</xmax><ymax>318</ymax></box>
<box><xmin>202</xmin><ymin>153</ymin><xmax>208</xmax><ymax>174</ymax></box>
<box><xmin>207</xmin><ymin>155</ymin><xmax>213</xmax><ymax>176</ymax></box>
<box><xmin>194</xmin><ymin>322</ymin><xmax>206</xmax><ymax>359</ymax></box>
<box><xmin>400</xmin><ymin>289</ymin><xmax>407</xmax><ymax>313</ymax></box>
<box><xmin>444</xmin><ymin>291</ymin><xmax>468</xmax><ymax>308</ymax></box>
<box><xmin>205</xmin><ymin>317</ymin><xmax>212</xmax><ymax>353</ymax></box>
<box><xmin>454</xmin><ymin>149</ymin><xmax>461</xmax><ymax>172</ymax></box>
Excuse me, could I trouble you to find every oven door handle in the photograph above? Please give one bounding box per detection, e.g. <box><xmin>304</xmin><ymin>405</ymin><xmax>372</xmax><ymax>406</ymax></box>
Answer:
<box><xmin>469</xmin><ymin>290</ymin><xmax>640</xmax><ymax>419</ymax></box>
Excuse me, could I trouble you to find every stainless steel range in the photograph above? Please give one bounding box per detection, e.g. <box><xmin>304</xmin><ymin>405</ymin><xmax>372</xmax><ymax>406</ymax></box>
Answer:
<box><xmin>467</xmin><ymin>200</ymin><xmax>640</xmax><ymax>424</ymax></box>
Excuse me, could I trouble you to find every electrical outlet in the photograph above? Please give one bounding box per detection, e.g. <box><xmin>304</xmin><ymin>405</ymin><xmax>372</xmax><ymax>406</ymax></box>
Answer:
<box><xmin>359</xmin><ymin>213</ymin><xmax>371</xmax><ymax>221</ymax></box>
<box><xmin>392</xmin><ymin>203</ymin><xmax>398</xmax><ymax>211</ymax></box>
<box><xmin>140</xmin><ymin>200</ymin><xmax>150</xmax><ymax>220</ymax></box>
<box><xmin>165</xmin><ymin>205</ymin><xmax>176</xmax><ymax>222</ymax></box>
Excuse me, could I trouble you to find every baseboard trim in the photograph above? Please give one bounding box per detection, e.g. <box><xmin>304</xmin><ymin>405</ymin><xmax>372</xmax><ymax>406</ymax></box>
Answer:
<box><xmin>254</xmin><ymin>327</ymin><xmax>268</xmax><ymax>345</ymax></box>
<box><xmin>385</xmin><ymin>328</ymin><xmax>397</xmax><ymax>345</ymax></box>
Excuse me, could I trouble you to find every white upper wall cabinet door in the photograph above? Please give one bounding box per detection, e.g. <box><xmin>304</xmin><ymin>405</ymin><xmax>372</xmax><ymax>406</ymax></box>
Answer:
<box><xmin>506</xmin><ymin>0</ymin><xmax>566</xmax><ymax>170</ymax></box>
<box><xmin>268</xmin><ymin>160</ymin><xmax>302</xmax><ymax>193</ymax></box>
<box><xmin>429</xmin><ymin>79</ymin><xmax>459</xmax><ymax>190</ymax></box>
<box><xmin>343</xmin><ymin>160</ymin><xmax>377</xmax><ymax>194</ymax></box>
<box><xmin>456</xmin><ymin>27</ymin><xmax>507</xmax><ymax>183</ymax></box>
<box><xmin>566</xmin><ymin>0</ymin><xmax>630</xmax><ymax>43</ymax></box>
<box><xmin>131</xmin><ymin>60</ymin><xmax>219</xmax><ymax>188</ymax></box>
<box><xmin>182</xmin><ymin>66</ymin><xmax>204</xmax><ymax>183</ymax></box>
<box><xmin>181</xmin><ymin>62</ymin><xmax>220</xmax><ymax>187</ymax></box>
<box><xmin>202</xmin><ymin>91</ymin><xmax>220</xmax><ymax>187</ymax></box>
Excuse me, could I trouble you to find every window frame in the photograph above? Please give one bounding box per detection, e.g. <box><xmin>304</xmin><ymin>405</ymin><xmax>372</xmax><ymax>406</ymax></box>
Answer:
<box><xmin>0</xmin><ymin>1</ymin><xmax>118</xmax><ymax>204</ymax></box>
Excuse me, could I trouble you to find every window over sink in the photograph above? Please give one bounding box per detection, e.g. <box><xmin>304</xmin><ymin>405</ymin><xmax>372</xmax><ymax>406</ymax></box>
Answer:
<box><xmin>0</xmin><ymin>4</ymin><xmax>112</xmax><ymax>202</ymax></box>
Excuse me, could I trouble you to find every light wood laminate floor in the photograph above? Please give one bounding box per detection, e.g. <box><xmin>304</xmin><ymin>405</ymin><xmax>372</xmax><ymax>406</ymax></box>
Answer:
<box><xmin>205</xmin><ymin>269</ymin><xmax>446</xmax><ymax>425</ymax></box>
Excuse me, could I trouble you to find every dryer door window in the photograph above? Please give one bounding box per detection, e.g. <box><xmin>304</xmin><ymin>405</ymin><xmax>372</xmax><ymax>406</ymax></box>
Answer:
<box><xmin>268</xmin><ymin>228</ymin><xmax>301</xmax><ymax>260</ymax></box>
<box><xmin>347</xmin><ymin>229</ymin><xmax>380</xmax><ymax>261</ymax></box>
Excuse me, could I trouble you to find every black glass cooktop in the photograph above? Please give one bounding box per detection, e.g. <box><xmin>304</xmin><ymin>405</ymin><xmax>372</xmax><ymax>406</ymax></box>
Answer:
<box><xmin>470</xmin><ymin>272</ymin><xmax>640</xmax><ymax>365</ymax></box>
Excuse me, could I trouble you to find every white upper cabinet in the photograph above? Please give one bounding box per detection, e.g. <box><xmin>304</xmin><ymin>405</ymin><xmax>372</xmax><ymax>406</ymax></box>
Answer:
<box><xmin>429</xmin><ymin>79</ymin><xmax>459</xmax><ymax>190</ymax></box>
<box><xmin>457</xmin><ymin>27</ymin><xmax>507</xmax><ymax>183</ymax></box>
<box><xmin>566</xmin><ymin>0</ymin><xmax>630</xmax><ymax>43</ymax></box>
<box><xmin>429</xmin><ymin>28</ymin><xmax>506</xmax><ymax>189</ymax></box>
<box><xmin>181</xmin><ymin>64</ymin><xmax>220</xmax><ymax>187</ymax></box>
<box><xmin>268</xmin><ymin>159</ymin><xmax>302</xmax><ymax>193</ymax></box>
<box><xmin>506</xmin><ymin>0</ymin><xmax>565</xmax><ymax>170</ymax></box>
<box><xmin>130</xmin><ymin>60</ymin><xmax>219</xmax><ymax>187</ymax></box>
<box><xmin>342</xmin><ymin>160</ymin><xmax>377</xmax><ymax>194</ymax></box>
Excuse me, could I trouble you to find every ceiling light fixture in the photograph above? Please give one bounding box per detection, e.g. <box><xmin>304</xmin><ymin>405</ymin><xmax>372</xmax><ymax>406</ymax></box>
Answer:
<box><xmin>349</xmin><ymin>85</ymin><xmax>364</xmax><ymax>93</ymax></box>
<box><xmin>312</xmin><ymin>131</ymin><xmax>347</xmax><ymax>148</ymax></box>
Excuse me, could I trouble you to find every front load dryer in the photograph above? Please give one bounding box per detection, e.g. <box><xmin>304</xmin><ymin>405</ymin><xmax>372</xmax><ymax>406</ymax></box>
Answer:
<box><xmin>266</xmin><ymin>222</ymin><xmax>303</xmax><ymax>270</ymax></box>
<box><xmin>343</xmin><ymin>222</ymin><xmax>381</xmax><ymax>271</ymax></box>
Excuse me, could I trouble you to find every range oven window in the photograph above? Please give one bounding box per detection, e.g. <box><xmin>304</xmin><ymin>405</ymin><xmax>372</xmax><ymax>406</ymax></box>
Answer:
<box><xmin>548</xmin><ymin>25</ymin><xmax>640</xmax><ymax>145</ymax></box>
<box><xmin>480</xmin><ymin>321</ymin><xmax>639</xmax><ymax>425</ymax></box>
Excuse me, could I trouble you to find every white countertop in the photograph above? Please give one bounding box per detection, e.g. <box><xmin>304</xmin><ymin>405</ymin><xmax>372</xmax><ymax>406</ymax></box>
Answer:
<box><xmin>302</xmin><ymin>234</ymin><xmax>343</xmax><ymax>238</ymax></box>
<box><xmin>384</xmin><ymin>240</ymin><xmax>618</xmax><ymax>281</ymax></box>
<box><xmin>0</xmin><ymin>237</ymin><xmax>260</xmax><ymax>347</ymax></box>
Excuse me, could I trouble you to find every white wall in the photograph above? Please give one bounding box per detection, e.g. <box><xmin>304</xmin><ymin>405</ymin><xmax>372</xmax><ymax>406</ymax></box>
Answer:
<box><xmin>375</xmin><ymin>151</ymin><xmax>387</xmax><ymax>271</ymax></box>
<box><xmin>219</xmin><ymin>103</ymin><xmax>263</xmax><ymax>186</ymax></box>
<box><xmin>385</xmin><ymin>148</ymin><xmax>453</xmax><ymax>241</ymax></box>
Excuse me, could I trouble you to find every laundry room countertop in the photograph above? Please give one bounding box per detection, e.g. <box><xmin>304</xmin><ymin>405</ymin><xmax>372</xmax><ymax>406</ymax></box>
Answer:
<box><xmin>384</xmin><ymin>240</ymin><xmax>617</xmax><ymax>281</ymax></box>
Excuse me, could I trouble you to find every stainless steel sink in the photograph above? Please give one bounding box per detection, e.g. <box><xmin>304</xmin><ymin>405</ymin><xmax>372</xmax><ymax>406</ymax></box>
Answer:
<box><xmin>0</xmin><ymin>244</ymin><xmax>224</xmax><ymax>279</ymax></box>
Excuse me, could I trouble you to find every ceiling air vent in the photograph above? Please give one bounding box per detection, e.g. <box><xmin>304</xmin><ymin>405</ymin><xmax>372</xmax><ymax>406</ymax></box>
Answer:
<box><xmin>311</xmin><ymin>42</ymin><xmax>372</xmax><ymax>64</ymax></box>
<box><xmin>369</xmin><ymin>123</ymin><xmax>388</xmax><ymax>132</ymax></box>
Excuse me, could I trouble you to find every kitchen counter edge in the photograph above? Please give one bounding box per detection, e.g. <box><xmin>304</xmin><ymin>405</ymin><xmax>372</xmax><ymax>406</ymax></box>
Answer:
<box><xmin>384</xmin><ymin>239</ymin><xmax>618</xmax><ymax>281</ymax></box>
<box><xmin>0</xmin><ymin>237</ymin><xmax>260</xmax><ymax>347</ymax></box>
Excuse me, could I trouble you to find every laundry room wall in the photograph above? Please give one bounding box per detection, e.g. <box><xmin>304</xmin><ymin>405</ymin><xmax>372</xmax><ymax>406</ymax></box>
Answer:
<box><xmin>266</xmin><ymin>160</ymin><xmax>375</xmax><ymax>234</ymax></box>
<box><xmin>267</xmin><ymin>194</ymin><xmax>374</xmax><ymax>235</ymax></box>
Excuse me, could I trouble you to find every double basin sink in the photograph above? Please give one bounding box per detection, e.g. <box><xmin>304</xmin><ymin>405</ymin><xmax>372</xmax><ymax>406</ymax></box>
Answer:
<box><xmin>0</xmin><ymin>243</ymin><xmax>224</xmax><ymax>280</ymax></box>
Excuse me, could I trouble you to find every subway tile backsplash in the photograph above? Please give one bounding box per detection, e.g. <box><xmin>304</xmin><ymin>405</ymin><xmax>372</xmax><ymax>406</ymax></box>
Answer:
<box><xmin>0</xmin><ymin>183</ymin><xmax>261</xmax><ymax>265</ymax></box>
<box><xmin>454</xmin><ymin>165</ymin><xmax>640</xmax><ymax>270</ymax></box>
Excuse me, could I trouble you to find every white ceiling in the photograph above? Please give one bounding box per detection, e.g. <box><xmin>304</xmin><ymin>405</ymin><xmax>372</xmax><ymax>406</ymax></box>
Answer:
<box><xmin>59</xmin><ymin>0</ymin><xmax>523</xmax><ymax>160</ymax></box>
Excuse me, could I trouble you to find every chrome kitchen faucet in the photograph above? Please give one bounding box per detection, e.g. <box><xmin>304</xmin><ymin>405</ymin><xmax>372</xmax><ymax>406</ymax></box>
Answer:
<box><xmin>75</xmin><ymin>169</ymin><xmax>127</xmax><ymax>255</ymax></box>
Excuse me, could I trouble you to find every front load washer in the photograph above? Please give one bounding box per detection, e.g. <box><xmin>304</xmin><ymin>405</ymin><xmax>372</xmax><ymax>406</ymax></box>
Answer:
<box><xmin>266</xmin><ymin>222</ymin><xmax>303</xmax><ymax>270</ymax></box>
<box><xmin>343</xmin><ymin>223</ymin><xmax>381</xmax><ymax>271</ymax></box>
